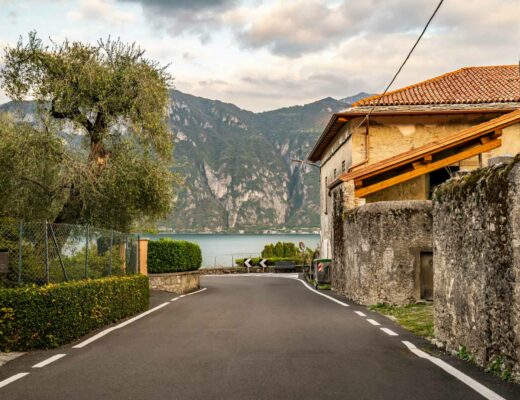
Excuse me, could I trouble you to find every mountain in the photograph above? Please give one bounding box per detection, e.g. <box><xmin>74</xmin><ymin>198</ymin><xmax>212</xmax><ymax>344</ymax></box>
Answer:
<box><xmin>0</xmin><ymin>91</ymin><xmax>370</xmax><ymax>232</ymax></box>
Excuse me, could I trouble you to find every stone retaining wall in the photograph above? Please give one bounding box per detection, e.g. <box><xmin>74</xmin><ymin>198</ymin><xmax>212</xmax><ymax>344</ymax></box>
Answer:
<box><xmin>332</xmin><ymin>199</ymin><xmax>433</xmax><ymax>306</ymax></box>
<box><xmin>200</xmin><ymin>267</ymin><xmax>275</xmax><ymax>275</ymax></box>
<box><xmin>148</xmin><ymin>271</ymin><xmax>200</xmax><ymax>294</ymax></box>
<box><xmin>433</xmin><ymin>157</ymin><xmax>520</xmax><ymax>381</ymax></box>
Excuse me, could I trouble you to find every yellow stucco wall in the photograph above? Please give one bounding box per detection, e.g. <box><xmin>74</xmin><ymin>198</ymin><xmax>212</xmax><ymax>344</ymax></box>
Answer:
<box><xmin>318</xmin><ymin>113</ymin><xmax>520</xmax><ymax>256</ymax></box>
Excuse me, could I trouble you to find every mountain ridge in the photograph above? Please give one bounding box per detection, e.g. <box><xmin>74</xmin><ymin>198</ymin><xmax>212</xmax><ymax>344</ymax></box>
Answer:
<box><xmin>0</xmin><ymin>90</ymin><xmax>370</xmax><ymax>233</ymax></box>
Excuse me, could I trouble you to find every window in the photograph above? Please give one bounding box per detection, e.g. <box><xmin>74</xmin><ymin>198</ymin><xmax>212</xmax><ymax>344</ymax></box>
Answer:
<box><xmin>342</xmin><ymin>160</ymin><xmax>346</xmax><ymax>173</ymax></box>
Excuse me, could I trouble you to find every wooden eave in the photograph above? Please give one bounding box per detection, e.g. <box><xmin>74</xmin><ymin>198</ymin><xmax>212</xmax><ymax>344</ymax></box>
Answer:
<box><xmin>307</xmin><ymin>107</ymin><xmax>516</xmax><ymax>163</ymax></box>
<box><xmin>330</xmin><ymin>109</ymin><xmax>520</xmax><ymax>197</ymax></box>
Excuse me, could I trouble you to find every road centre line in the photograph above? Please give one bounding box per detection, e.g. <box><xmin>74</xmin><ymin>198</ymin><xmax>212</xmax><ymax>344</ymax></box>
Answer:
<box><xmin>73</xmin><ymin>287</ymin><xmax>208</xmax><ymax>349</ymax></box>
<box><xmin>0</xmin><ymin>373</ymin><xmax>29</xmax><ymax>389</ymax></box>
<box><xmin>32</xmin><ymin>354</ymin><xmax>67</xmax><ymax>368</ymax></box>
<box><xmin>73</xmin><ymin>302</ymin><xmax>170</xmax><ymax>348</ymax></box>
<box><xmin>367</xmin><ymin>319</ymin><xmax>381</xmax><ymax>326</ymax></box>
<box><xmin>295</xmin><ymin>279</ymin><xmax>350</xmax><ymax>307</ymax></box>
<box><xmin>354</xmin><ymin>311</ymin><xmax>367</xmax><ymax>317</ymax></box>
<box><xmin>380</xmin><ymin>328</ymin><xmax>399</xmax><ymax>336</ymax></box>
<box><xmin>402</xmin><ymin>341</ymin><xmax>507</xmax><ymax>400</ymax></box>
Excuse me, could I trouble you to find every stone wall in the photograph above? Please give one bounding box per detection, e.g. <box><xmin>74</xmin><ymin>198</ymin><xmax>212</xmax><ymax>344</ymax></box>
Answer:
<box><xmin>332</xmin><ymin>199</ymin><xmax>433</xmax><ymax>306</ymax></box>
<box><xmin>433</xmin><ymin>157</ymin><xmax>520</xmax><ymax>381</ymax></box>
<box><xmin>148</xmin><ymin>271</ymin><xmax>200</xmax><ymax>294</ymax></box>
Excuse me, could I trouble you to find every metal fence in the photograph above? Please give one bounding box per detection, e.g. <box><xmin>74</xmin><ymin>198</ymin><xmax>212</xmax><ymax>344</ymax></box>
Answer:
<box><xmin>0</xmin><ymin>221</ymin><xmax>142</xmax><ymax>288</ymax></box>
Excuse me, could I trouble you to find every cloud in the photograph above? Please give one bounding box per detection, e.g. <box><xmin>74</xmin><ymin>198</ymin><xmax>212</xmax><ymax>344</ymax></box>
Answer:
<box><xmin>118</xmin><ymin>0</ymin><xmax>237</xmax><ymax>39</ymax></box>
<box><xmin>68</xmin><ymin>0</ymin><xmax>136</xmax><ymax>25</ymax></box>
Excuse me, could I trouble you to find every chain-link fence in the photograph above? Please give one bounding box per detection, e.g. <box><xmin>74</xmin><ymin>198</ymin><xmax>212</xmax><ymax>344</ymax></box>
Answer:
<box><xmin>0</xmin><ymin>221</ymin><xmax>142</xmax><ymax>288</ymax></box>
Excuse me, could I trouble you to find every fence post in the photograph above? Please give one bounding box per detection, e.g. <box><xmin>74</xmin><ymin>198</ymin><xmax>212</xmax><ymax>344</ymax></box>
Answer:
<box><xmin>85</xmin><ymin>225</ymin><xmax>89</xmax><ymax>279</ymax></box>
<box><xmin>137</xmin><ymin>235</ymin><xmax>140</xmax><ymax>274</ymax></box>
<box><xmin>44</xmin><ymin>221</ymin><xmax>49</xmax><ymax>284</ymax></box>
<box><xmin>109</xmin><ymin>229</ymin><xmax>114</xmax><ymax>275</ymax></box>
<box><xmin>18</xmin><ymin>221</ymin><xmax>23</xmax><ymax>285</ymax></box>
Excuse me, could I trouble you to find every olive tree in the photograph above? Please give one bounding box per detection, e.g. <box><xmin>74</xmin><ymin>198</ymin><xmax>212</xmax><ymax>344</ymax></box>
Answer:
<box><xmin>0</xmin><ymin>32</ymin><xmax>175</xmax><ymax>230</ymax></box>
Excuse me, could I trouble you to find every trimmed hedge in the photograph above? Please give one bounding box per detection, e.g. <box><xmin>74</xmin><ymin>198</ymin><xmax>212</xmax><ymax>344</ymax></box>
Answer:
<box><xmin>0</xmin><ymin>275</ymin><xmax>149</xmax><ymax>351</ymax></box>
<box><xmin>147</xmin><ymin>239</ymin><xmax>202</xmax><ymax>273</ymax></box>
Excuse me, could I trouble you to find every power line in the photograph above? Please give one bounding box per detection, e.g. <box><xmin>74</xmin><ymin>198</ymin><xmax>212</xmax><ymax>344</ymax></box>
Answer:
<box><xmin>354</xmin><ymin>0</ymin><xmax>445</xmax><ymax>130</ymax></box>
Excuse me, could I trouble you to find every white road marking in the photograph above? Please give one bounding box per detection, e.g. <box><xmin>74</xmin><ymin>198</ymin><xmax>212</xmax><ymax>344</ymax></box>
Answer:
<box><xmin>186</xmin><ymin>287</ymin><xmax>207</xmax><ymax>296</ymax></box>
<box><xmin>354</xmin><ymin>311</ymin><xmax>367</xmax><ymax>317</ymax></box>
<box><xmin>402</xmin><ymin>341</ymin><xmax>507</xmax><ymax>400</ymax></box>
<box><xmin>179</xmin><ymin>295</ymin><xmax>186</xmax><ymax>298</ymax></box>
<box><xmin>295</xmin><ymin>279</ymin><xmax>350</xmax><ymax>307</ymax></box>
<box><xmin>32</xmin><ymin>354</ymin><xmax>66</xmax><ymax>368</ymax></box>
<box><xmin>203</xmin><ymin>273</ymin><xmax>299</xmax><ymax>279</ymax></box>
<box><xmin>380</xmin><ymin>328</ymin><xmax>399</xmax><ymax>336</ymax></box>
<box><xmin>367</xmin><ymin>319</ymin><xmax>381</xmax><ymax>326</ymax></box>
<box><xmin>73</xmin><ymin>302</ymin><xmax>170</xmax><ymax>348</ymax></box>
<box><xmin>170</xmin><ymin>297</ymin><xmax>179</xmax><ymax>302</ymax></box>
<box><xmin>0</xmin><ymin>373</ymin><xmax>29</xmax><ymax>389</ymax></box>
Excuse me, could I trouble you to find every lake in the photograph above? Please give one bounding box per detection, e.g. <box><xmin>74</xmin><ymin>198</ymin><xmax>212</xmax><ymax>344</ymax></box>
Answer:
<box><xmin>145</xmin><ymin>234</ymin><xmax>320</xmax><ymax>268</ymax></box>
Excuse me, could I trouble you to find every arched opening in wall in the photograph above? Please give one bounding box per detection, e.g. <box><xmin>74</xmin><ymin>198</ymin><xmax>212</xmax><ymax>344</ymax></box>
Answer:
<box><xmin>428</xmin><ymin>166</ymin><xmax>459</xmax><ymax>199</ymax></box>
<box><xmin>420</xmin><ymin>252</ymin><xmax>433</xmax><ymax>301</ymax></box>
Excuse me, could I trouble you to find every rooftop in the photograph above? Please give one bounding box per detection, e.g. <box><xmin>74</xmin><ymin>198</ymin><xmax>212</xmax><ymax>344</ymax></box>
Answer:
<box><xmin>354</xmin><ymin>65</ymin><xmax>520</xmax><ymax>107</ymax></box>
<box><xmin>308</xmin><ymin>65</ymin><xmax>520</xmax><ymax>162</ymax></box>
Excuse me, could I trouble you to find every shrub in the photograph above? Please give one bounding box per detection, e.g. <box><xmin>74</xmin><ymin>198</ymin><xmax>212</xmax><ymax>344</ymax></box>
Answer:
<box><xmin>261</xmin><ymin>242</ymin><xmax>300</xmax><ymax>258</ymax></box>
<box><xmin>0</xmin><ymin>275</ymin><xmax>149</xmax><ymax>351</ymax></box>
<box><xmin>147</xmin><ymin>239</ymin><xmax>202</xmax><ymax>273</ymax></box>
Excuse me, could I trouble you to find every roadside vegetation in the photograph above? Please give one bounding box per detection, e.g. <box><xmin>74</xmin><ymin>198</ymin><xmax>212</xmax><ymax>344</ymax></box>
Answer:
<box><xmin>148</xmin><ymin>239</ymin><xmax>202</xmax><ymax>273</ymax></box>
<box><xmin>0</xmin><ymin>275</ymin><xmax>149</xmax><ymax>351</ymax></box>
<box><xmin>369</xmin><ymin>303</ymin><xmax>434</xmax><ymax>338</ymax></box>
<box><xmin>235</xmin><ymin>241</ymin><xmax>315</xmax><ymax>267</ymax></box>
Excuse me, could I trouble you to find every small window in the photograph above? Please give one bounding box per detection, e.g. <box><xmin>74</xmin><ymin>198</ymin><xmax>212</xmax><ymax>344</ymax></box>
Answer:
<box><xmin>342</xmin><ymin>160</ymin><xmax>346</xmax><ymax>172</ymax></box>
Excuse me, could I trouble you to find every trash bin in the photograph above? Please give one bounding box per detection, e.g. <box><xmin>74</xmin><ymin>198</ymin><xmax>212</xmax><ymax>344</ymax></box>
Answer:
<box><xmin>313</xmin><ymin>258</ymin><xmax>331</xmax><ymax>289</ymax></box>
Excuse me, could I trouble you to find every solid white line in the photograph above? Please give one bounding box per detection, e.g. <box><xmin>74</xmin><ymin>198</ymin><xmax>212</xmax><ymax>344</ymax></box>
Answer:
<box><xmin>170</xmin><ymin>297</ymin><xmax>179</xmax><ymax>302</ymax></box>
<box><xmin>354</xmin><ymin>311</ymin><xmax>367</xmax><ymax>317</ymax></box>
<box><xmin>32</xmin><ymin>354</ymin><xmax>66</xmax><ymax>368</ymax></box>
<box><xmin>73</xmin><ymin>302</ymin><xmax>170</xmax><ymax>348</ymax></box>
<box><xmin>380</xmin><ymin>328</ymin><xmax>399</xmax><ymax>336</ymax></box>
<box><xmin>186</xmin><ymin>287</ymin><xmax>207</xmax><ymax>296</ymax></box>
<box><xmin>179</xmin><ymin>295</ymin><xmax>186</xmax><ymax>298</ymax></box>
<box><xmin>295</xmin><ymin>279</ymin><xmax>350</xmax><ymax>307</ymax></box>
<box><xmin>367</xmin><ymin>319</ymin><xmax>381</xmax><ymax>326</ymax></box>
<box><xmin>402</xmin><ymin>341</ymin><xmax>506</xmax><ymax>400</ymax></box>
<box><xmin>0</xmin><ymin>373</ymin><xmax>29</xmax><ymax>389</ymax></box>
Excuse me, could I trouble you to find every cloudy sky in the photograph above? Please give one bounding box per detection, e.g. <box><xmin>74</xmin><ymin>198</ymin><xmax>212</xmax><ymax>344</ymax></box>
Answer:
<box><xmin>0</xmin><ymin>0</ymin><xmax>519</xmax><ymax>111</ymax></box>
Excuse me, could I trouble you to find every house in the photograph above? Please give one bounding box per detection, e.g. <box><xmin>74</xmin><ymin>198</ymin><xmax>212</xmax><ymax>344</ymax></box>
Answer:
<box><xmin>308</xmin><ymin>65</ymin><xmax>520</xmax><ymax>260</ymax></box>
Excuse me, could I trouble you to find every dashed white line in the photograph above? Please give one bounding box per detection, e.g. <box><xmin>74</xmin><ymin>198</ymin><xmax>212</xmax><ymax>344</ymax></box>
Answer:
<box><xmin>402</xmin><ymin>341</ymin><xmax>507</xmax><ymax>400</ymax></box>
<box><xmin>32</xmin><ymin>354</ymin><xmax>66</xmax><ymax>368</ymax></box>
<box><xmin>354</xmin><ymin>311</ymin><xmax>367</xmax><ymax>317</ymax></box>
<box><xmin>0</xmin><ymin>372</ymin><xmax>29</xmax><ymax>389</ymax></box>
<box><xmin>186</xmin><ymin>287</ymin><xmax>207</xmax><ymax>296</ymax></box>
<box><xmin>366</xmin><ymin>319</ymin><xmax>381</xmax><ymax>326</ymax></box>
<box><xmin>295</xmin><ymin>279</ymin><xmax>350</xmax><ymax>307</ymax></box>
<box><xmin>73</xmin><ymin>302</ymin><xmax>170</xmax><ymax>348</ymax></box>
<box><xmin>380</xmin><ymin>328</ymin><xmax>399</xmax><ymax>336</ymax></box>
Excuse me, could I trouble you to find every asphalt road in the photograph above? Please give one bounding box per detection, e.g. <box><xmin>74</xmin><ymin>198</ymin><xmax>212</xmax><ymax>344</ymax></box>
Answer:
<box><xmin>1</xmin><ymin>274</ymin><xmax>520</xmax><ymax>400</ymax></box>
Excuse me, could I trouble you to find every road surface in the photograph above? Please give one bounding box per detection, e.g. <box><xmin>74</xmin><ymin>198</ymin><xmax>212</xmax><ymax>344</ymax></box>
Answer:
<box><xmin>1</xmin><ymin>274</ymin><xmax>519</xmax><ymax>399</ymax></box>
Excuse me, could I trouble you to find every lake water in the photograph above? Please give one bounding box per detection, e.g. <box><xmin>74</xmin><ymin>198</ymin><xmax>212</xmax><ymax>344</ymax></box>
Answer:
<box><xmin>145</xmin><ymin>234</ymin><xmax>320</xmax><ymax>268</ymax></box>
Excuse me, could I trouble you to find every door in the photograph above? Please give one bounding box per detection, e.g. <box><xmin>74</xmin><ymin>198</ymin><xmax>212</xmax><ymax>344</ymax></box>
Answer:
<box><xmin>420</xmin><ymin>252</ymin><xmax>433</xmax><ymax>300</ymax></box>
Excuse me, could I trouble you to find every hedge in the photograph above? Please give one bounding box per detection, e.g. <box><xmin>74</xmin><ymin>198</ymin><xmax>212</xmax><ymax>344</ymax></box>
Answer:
<box><xmin>0</xmin><ymin>275</ymin><xmax>149</xmax><ymax>351</ymax></box>
<box><xmin>147</xmin><ymin>239</ymin><xmax>202</xmax><ymax>273</ymax></box>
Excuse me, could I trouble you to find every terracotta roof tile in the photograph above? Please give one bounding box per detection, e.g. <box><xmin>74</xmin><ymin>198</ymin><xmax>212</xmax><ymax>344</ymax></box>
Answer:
<box><xmin>354</xmin><ymin>65</ymin><xmax>520</xmax><ymax>107</ymax></box>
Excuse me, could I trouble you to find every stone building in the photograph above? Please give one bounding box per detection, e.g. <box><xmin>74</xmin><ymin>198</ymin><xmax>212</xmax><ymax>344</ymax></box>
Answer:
<box><xmin>308</xmin><ymin>65</ymin><xmax>520</xmax><ymax>304</ymax></box>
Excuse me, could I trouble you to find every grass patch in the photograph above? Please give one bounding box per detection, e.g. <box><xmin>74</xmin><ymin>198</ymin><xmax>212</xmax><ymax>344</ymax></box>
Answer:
<box><xmin>369</xmin><ymin>303</ymin><xmax>434</xmax><ymax>338</ymax></box>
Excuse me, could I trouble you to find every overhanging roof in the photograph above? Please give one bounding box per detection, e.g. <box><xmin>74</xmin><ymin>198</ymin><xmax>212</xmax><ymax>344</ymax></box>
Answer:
<box><xmin>330</xmin><ymin>109</ymin><xmax>520</xmax><ymax>197</ymax></box>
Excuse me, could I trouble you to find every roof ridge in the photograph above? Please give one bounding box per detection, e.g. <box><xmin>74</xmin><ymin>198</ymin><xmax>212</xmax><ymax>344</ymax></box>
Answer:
<box><xmin>353</xmin><ymin>65</ymin><xmax>519</xmax><ymax>107</ymax></box>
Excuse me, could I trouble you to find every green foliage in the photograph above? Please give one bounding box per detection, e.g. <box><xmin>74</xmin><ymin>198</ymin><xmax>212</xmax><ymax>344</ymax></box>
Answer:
<box><xmin>369</xmin><ymin>303</ymin><xmax>434</xmax><ymax>338</ymax></box>
<box><xmin>486</xmin><ymin>356</ymin><xmax>512</xmax><ymax>382</ymax></box>
<box><xmin>261</xmin><ymin>242</ymin><xmax>300</xmax><ymax>258</ymax></box>
<box><xmin>147</xmin><ymin>239</ymin><xmax>201</xmax><ymax>273</ymax></box>
<box><xmin>0</xmin><ymin>275</ymin><xmax>149</xmax><ymax>351</ymax></box>
<box><xmin>0</xmin><ymin>32</ymin><xmax>175</xmax><ymax>231</ymax></box>
<box><xmin>457</xmin><ymin>346</ymin><xmax>474</xmax><ymax>363</ymax></box>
